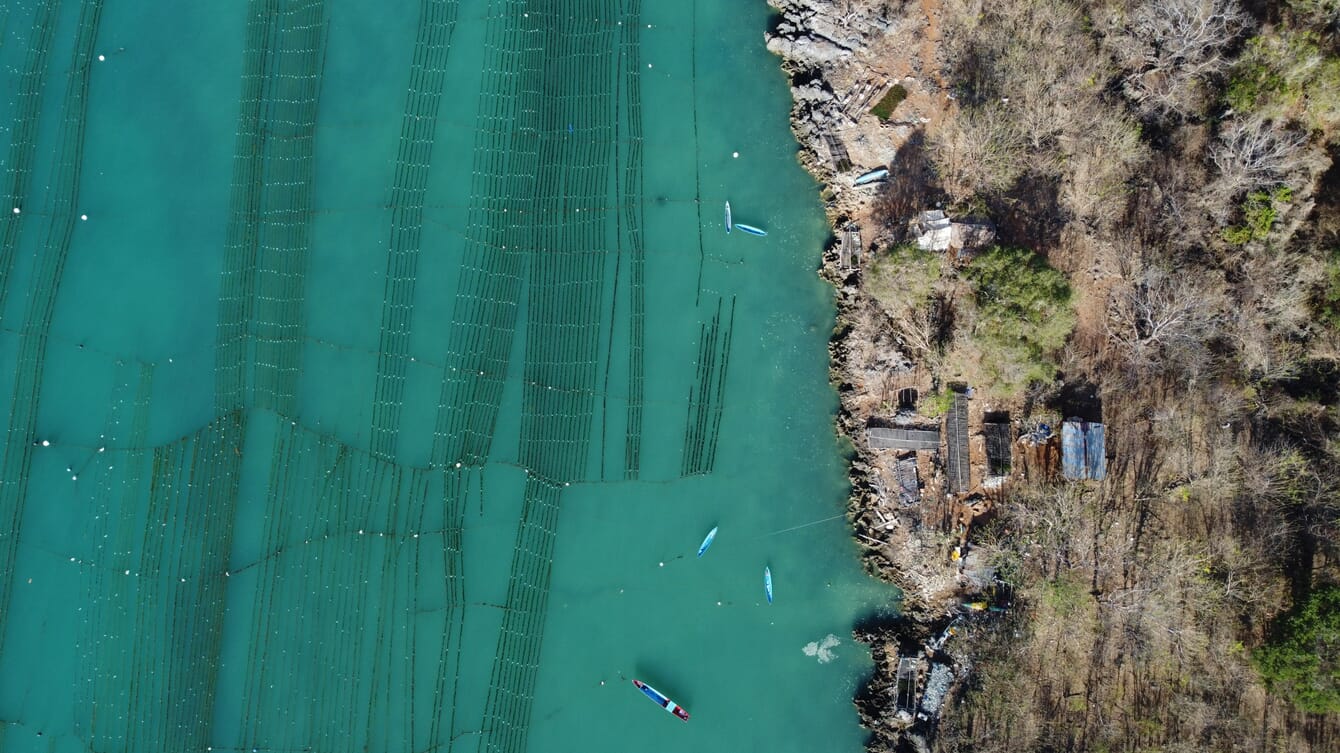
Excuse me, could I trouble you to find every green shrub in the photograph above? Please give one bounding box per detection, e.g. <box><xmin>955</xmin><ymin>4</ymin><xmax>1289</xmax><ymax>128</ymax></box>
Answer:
<box><xmin>863</xmin><ymin>243</ymin><xmax>942</xmax><ymax>316</ymax></box>
<box><xmin>1226</xmin><ymin>31</ymin><xmax>1340</xmax><ymax>134</ymax></box>
<box><xmin>1253</xmin><ymin>585</ymin><xmax>1340</xmax><ymax>714</ymax></box>
<box><xmin>963</xmin><ymin>246</ymin><xmax>1075</xmax><ymax>389</ymax></box>
<box><xmin>922</xmin><ymin>389</ymin><xmax>956</xmax><ymax>418</ymax></box>
<box><xmin>870</xmin><ymin>84</ymin><xmax>908</xmax><ymax>121</ymax></box>
<box><xmin>1222</xmin><ymin>187</ymin><xmax>1293</xmax><ymax>245</ymax></box>
<box><xmin>1318</xmin><ymin>248</ymin><xmax>1340</xmax><ymax>329</ymax></box>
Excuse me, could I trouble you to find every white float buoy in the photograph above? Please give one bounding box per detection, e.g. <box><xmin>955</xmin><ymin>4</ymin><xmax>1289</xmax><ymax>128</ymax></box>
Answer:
<box><xmin>41</xmin><ymin>440</ymin><xmax>50</xmax><ymax>447</ymax></box>
<box><xmin>80</xmin><ymin>214</ymin><xmax>88</xmax><ymax>221</ymax></box>
<box><xmin>733</xmin><ymin>152</ymin><xmax>739</xmax><ymax>158</ymax></box>
<box><xmin>11</xmin><ymin>207</ymin><xmax>19</xmax><ymax>215</ymax></box>
<box><xmin>98</xmin><ymin>54</ymin><xmax>105</xmax><ymax>61</ymax></box>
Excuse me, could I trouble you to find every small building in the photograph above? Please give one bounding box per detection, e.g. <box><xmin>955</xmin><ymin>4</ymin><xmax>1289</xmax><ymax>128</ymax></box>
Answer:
<box><xmin>913</xmin><ymin>210</ymin><xmax>952</xmax><ymax>251</ymax></box>
<box><xmin>867</xmin><ymin>426</ymin><xmax>941</xmax><ymax>451</ymax></box>
<box><xmin>895</xmin><ymin>454</ymin><xmax>920</xmax><ymax>505</ymax></box>
<box><xmin>1061</xmin><ymin>419</ymin><xmax>1107</xmax><ymax>480</ymax></box>
<box><xmin>983</xmin><ymin>421</ymin><xmax>1012</xmax><ymax>477</ymax></box>
<box><xmin>839</xmin><ymin>225</ymin><xmax>862</xmax><ymax>270</ymax></box>
<box><xmin>821</xmin><ymin>132</ymin><xmax>851</xmax><ymax>172</ymax></box>
<box><xmin>912</xmin><ymin>210</ymin><xmax>996</xmax><ymax>259</ymax></box>
<box><xmin>945</xmin><ymin>391</ymin><xmax>970</xmax><ymax>493</ymax></box>
<box><xmin>895</xmin><ymin>656</ymin><xmax>921</xmax><ymax>713</ymax></box>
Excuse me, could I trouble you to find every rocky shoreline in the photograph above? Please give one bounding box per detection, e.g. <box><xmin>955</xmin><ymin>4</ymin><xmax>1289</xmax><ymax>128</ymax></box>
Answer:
<box><xmin>764</xmin><ymin>2</ymin><xmax>985</xmax><ymax>750</ymax></box>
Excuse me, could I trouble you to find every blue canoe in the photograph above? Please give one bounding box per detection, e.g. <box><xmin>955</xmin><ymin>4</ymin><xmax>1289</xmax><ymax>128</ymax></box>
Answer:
<box><xmin>735</xmin><ymin>223</ymin><xmax>767</xmax><ymax>237</ymax></box>
<box><xmin>764</xmin><ymin>566</ymin><xmax>774</xmax><ymax>604</ymax></box>
<box><xmin>724</xmin><ymin>201</ymin><xmax>732</xmax><ymax>233</ymax></box>
<box><xmin>633</xmin><ymin>679</ymin><xmax>690</xmax><ymax>721</ymax></box>
<box><xmin>697</xmin><ymin>526</ymin><xmax>718</xmax><ymax>557</ymax></box>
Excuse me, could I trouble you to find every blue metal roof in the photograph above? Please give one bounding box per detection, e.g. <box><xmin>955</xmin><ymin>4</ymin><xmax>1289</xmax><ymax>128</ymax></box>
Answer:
<box><xmin>1062</xmin><ymin>420</ymin><xmax>1106</xmax><ymax>480</ymax></box>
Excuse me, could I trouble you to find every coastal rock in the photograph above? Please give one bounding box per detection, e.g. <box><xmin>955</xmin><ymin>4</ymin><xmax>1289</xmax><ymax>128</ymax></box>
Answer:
<box><xmin>765</xmin><ymin>34</ymin><xmax>852</xmax><ymax>66</ymax></box>
<box><xmin>765</xmin><ymin>1</ymin><xmax>973</xmax><ymax>751</ymax></box>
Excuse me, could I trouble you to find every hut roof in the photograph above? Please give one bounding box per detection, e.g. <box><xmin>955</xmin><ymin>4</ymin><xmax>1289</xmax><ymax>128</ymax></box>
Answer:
<box><xmin>1061</xmin><ymin>420</ymin><xmax>1107</xmax><ymax>480</ymax></box>
<box><xmin>867</xmin><ymin>426</ymin><xmax>940</xmax><ymax>451</ymax></box>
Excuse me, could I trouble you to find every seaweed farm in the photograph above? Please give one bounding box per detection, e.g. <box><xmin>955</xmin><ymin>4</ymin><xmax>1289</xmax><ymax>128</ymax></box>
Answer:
<box><xmin>0</xmin><ymin>2</ymin><xmax>891</xmax><ymax>753</ymax></box>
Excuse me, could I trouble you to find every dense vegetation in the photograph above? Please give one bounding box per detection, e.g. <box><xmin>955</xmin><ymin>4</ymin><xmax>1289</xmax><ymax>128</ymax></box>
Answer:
<box><xmin>865</xmin><ymin>0</ymin><xmax>1340</xmax><ymax>750</ymax></box>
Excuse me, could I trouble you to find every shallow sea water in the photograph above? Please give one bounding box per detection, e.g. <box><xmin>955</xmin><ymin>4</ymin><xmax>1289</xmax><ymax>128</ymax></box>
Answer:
<box><xmin>0</xmin><ymin>1</ymin><xmax>896</xmax><ymax>752</ymax></box>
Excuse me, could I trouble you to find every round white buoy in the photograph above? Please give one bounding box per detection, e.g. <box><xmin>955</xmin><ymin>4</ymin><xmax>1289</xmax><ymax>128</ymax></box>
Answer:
<box><xmin>98</xmin><ymin>54</ymin><xmax>105</xmax><ymax>62</ymax></box>
<box><xmin>658</xmin><ymin>561</ymin><xmax>664</xmax><ymax>567</ymax></box>
<box><xmin>41</xmin><ymin>440</ymin><xmax>50</xmax><ymax>447</ymax></box>
<box><xmin>80</xmin><ymin>214</ymin><xmax>88</xmax><ymax>221</ymax></box>
<box><xmin>11</xmin><ymin>207</ymin><xmax>19</xmax><ymax>215</ymax></box>
<box><xmin>733</xmin><ymin>152</ymin><xmax>739</xmax><ymax>158</ymax></box>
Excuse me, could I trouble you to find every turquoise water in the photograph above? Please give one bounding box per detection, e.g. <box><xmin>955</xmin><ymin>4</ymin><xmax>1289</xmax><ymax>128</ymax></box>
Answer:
<box><xmin>0</xmin><ymin>2</ymin><xmax>895</xmax><ymax>752</ymax></box>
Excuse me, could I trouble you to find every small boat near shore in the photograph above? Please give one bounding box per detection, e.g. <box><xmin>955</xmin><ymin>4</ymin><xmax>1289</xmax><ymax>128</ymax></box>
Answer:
<box><xmin>632</xmin><ymin>679</ymin><xmax>690</xmax><ymax>721</ymax></box>
<box><xmin>735</xmin><ymin>223</ymin><xmax>767</xmax><ymax>237</ymax></box>
<box><xmin>853</xmin><ymin>167</ymin><xmax>889</xmax><ymax>186</ymax></box>
<box><xmin>697</xmin><ymin>526</ymin><xmax>718</xmax><ymax>557</ymax></box>
<box><xmin>725</xmin><ymin>201</ymin><xmax>732</xmax><ymax>233</ymax></box>
<box><xmin>764</xmin><ymin>566</ymin><xmax>774</xmax><ymax>603</ymax></box>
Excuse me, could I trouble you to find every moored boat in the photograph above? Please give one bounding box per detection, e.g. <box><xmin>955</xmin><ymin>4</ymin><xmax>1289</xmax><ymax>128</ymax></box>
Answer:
<box><xmin>764</xmin><ymin>566</ymin><xmax>774</xmax><ymax>603</ymax></box>
<box><xmin>632</xmin><ymin>679</ymin><xmax>690</xmax><ymax>721</ymax></box>
<box><xmin>725</xmin><ymin>201</ymin><xmax>732</xmax><ymax>233</ymax></box>
<box><xmin>697</xmin><ymin>526</ymin><xmax>718</xmax><ymax>557</ymax></box>
<box><xmin>735</xmin><ymin>223</ymin><xmax>767</xmax><ymax>237</ymax></box>
<box><xmin>853</xmin><ymin>167</ymin><xmax>889</xmax><ymax>186</ymax></box>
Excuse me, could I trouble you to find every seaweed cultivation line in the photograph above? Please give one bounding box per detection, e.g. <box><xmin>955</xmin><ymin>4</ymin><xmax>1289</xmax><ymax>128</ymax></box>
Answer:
<box><xmin>0</xmin><ymin>0</ymin><xmax>768</xmax><ymax>750</ymax></box>
<box><xmin>475</xmin><ymin>2</ymin><xmax>636</xmax><ymax>752</ymax></box>
<box><xmin>681</xmin><ymin>294</ymin><xmax>735</xmax><ymax>477</ymax></box>
<box><xmin>0</xmin><ymin>0</ymin><xmax>103</xmax><ymax>668</ymax></box>
<box><xmin>369</xmin><ymin>0</ymin><xmax>460</xmax><ymax>464</ymax></box>
<box><xmin>0</xmin><ymin>0</ymin><xmax>58</xmax><ymax>320</ymax></box>
<box><xmin>619</xmin><ymin>0</ymin><xmax>645</xmax><ymax>481</ymax></box>
<box><xmin>431</xmin><ymin>0</ymin><xmax>538</xmax><ymax>473</ymax></box>
<box><xmin>215</xmin><ymin>0</ymin><xmax>326</xmax><ymax>418</ymax></box>
<box><xmin>73</xmin><ymin>377</ymin><xmax>246</xmax><ymax>751</ymax></box>
<box><xmin>689</xmin><ymin>0</ymin><xmax>707</xmax><ymax>306</ymax></box>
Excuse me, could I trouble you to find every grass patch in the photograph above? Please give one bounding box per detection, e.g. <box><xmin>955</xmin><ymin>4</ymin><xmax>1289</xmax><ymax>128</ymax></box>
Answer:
<box><xmin>870</xmin><ymin>84</ymin><xmax>908</xmax><ymax>121</ymax></box>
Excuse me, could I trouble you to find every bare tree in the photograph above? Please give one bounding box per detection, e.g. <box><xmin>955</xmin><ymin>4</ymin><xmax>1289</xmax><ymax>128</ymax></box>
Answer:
<box><xmin>1106</xmin><ymin>266</ymin><xmax>1223</xmax><ymax>375</ymax></box>
<box><xmin>1110</xmin><ymin>0</ymin><xmax>1249</xmax><ymax>117</ymax></box>
<box><xmin>1060</xmin><ymin>108</ymin><xmax>1150</xmax><ymax>229</ymax></box>
<box><xmin>931</xmin><ymin>104</ymin><xmax>1027</xmax><ymax>202</ymax></box>
<box><xmin>1209</xmin><ymin>117</ymin><xmax>1310</xmax><ymax>193</ymax></box>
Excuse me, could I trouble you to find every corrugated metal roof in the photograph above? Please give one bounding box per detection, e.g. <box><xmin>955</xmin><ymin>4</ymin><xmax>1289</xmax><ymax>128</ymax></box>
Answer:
<box><xmin>867</xmin><ymin>427</ymin><xmax>940</xmax><ymax>450</ymax></box>
<box><xmin>895</xmin><ymin>455</ymin><xmax>920</xmax><ymax>504</ymax></box>
<box><xmin>1062</xmin><ymin>420</ymin><xmax>1106</xmax><ymax>480</ymax></box>
<box><xmin>945</xmin><ymin>392</ymin><xmax>970</xmax><ymax>493</ymax></box>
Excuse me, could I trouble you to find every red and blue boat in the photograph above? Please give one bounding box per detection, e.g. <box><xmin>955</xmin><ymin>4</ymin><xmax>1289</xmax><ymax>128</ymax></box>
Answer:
<box><xmin>632</xmin><ymin>679</ymin><xmax>690</xmax><ymax>721</ymax></box>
